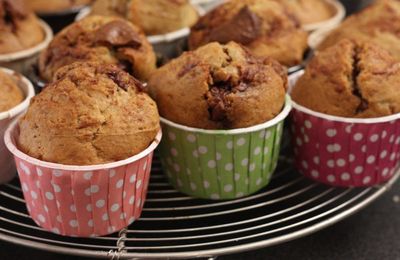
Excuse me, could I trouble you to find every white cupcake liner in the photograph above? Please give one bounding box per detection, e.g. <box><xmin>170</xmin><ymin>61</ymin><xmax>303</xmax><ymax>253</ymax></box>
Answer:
<box><xmin>302</xmin><ymin>0</ymin><xmax>345</xmax><ymax>32</ymax></box>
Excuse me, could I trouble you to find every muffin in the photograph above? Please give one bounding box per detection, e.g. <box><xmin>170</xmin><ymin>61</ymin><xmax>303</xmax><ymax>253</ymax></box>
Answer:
<box><xmin>318</xmin><ymin>0</ymin><xmax>400</xmax><ymax>60</ymax></box>
<box><xmin>0</xmin><ymin>70</ymin><xmax>24</xmax><ymax>112</ymax></box>
<box><xmin>292</xmin><ymin>39</ymin><xmax>400</xmax><ymax>118</ymax></box>
<box><xmin>148</xmin><ymin>41</ymin><xmax>287</xmax><ymax>129</ymax></box>
<box><xmin>91</xmin><ymin>0</ymin><xmax>199</xmax><ymax>35</ymax></box>
<box><xmin>189</xmin><ymin>0</ymin><xmax>308</xmax><ymax>67</ymax></box>
<box><xmin>28</xmin><ymin>0</ymin><xmax>91</xmax><ymax>13</ymax></box>
<box><xmin>39</xmin><ymin>16</ymin><xmax>156</xmax><ymax>82</ymax></box>
<box><xmin>19</xmin><ymin>62</ymin><xmax>160</xmax><ymax>166</ymax></box>
<box><xmin>281</xmin><ymin>0</ymin><xmax>336</xmax><ymax>26</ymax></box>
<box><xmin>0</xmin><ymin>0</ymin><xmax>45</xmax><ymax>54</ymax></box>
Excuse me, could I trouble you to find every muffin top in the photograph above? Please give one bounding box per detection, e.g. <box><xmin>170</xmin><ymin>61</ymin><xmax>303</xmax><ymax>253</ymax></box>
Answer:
<box><xmin>282</xmin><ymin>0</ymin><xmax>335</xmax><ymax>25</ymax></box>
<box><xmin>292</xmin><ymin>39</ymin><xmax>400</xmax><ymax>118</ymax></box>
<box><xmin>189</xmin><ymin>0</ymin><xmax>308</xmax><ymax>67</ymax></box>
<box><xmin>39</xmin><ymin>16</ymin><xmax>156</xmax><ymax>82</ymax></box>
<box><xmin>0</xmin><ymin>70</ymin><xmax>24</xmax><ymax>112</ymax></box>
<box><xmin>148</xmin><ymin>42</ymin><xmax>287</xmax><ymax>130</ymax></box>
<box><xmin>91</xmin><ymin>0</ymin><xmax>199</xmax><ymax>35</ymax></box>
<box><xmin>318</xmin><ymin>0</ymin><xmax>400</xmax><ymax>60</ymax></box>
<box><xmin>19</xmin><ymin>62</ymin><xmax>160</xmax><ymax>166</ymax></box>
<box><xmin>0</xmin><ymin>0</ymin><xmax>45</xmax><ymax>54</ymax></box>
<box><xmin>28</xmin><ymin>0</ymin><xmax>91</xmax><ymax>13</ymax></box>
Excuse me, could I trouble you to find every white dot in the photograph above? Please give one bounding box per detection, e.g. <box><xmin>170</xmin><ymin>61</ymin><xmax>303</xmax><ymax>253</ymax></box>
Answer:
<box><xmin>86</xmin><ymin>204</ymin><xmax>92</xmax><ymax>212</ymax></box>
<box><xmin>337</xmin><ymin>159</ymin><xmax>346</xmax><ymax>167</ymax></box>
<box><xmin>84</xmin><ymin>188</ymin><xmax>91</xmax><ymax>196</ymax></box>
<box><xmin>234</xmin><ymin>173</ymin><xmax>240</xmax><ymax>181</ymax></box>
<box><xmin>216</xmin><ymin>153</ymin><xmax>222</xmax><ymax>161</ymax></box>
<box><xmin>226</xmin><ymin>141</ymin><xmax>233</xmax><ymax>149</ymax></box>
<box><xmin>326</xmin><ymin>129</ymin><xmax>337</xmax><ymax>137</ymax></box>
<box><xmin>69</xmin><ymin>220</ymin><xmax>78</xmax><ymax>228</ymax></box>
<box><xmin>53</xmin><ymin>184</ymin><xmax>61</xmax><ymax>193</ymax></box>
<box><xmin>370</xmin><ymin>134</ymin><xmax>379</xmax><ymax>142</ymax></box>
<box><xmin>256</xmin><ymin>178</ymin><xmax>262</xmax><ymax>186</ymax></box>
<box><xmin>382</xmin><ymin>131</ymin><xmax>387</xmax><ymax>138</ymax></box>
<box><xmin>108</xmin><ymin>226</ymin><xmax>116</xmax><ymax>233</ymax></box>
<box><xmin>129</xmin><ymin>196</ymin><xmax>135</xmax><ymax>205</ymax></box>
<box><xmin>249</xmin><ymin>163</ymin><xmax>256</xmax><ymax>172</ymax></box>
<box><xmin>361</xmin><ymin>145</ymin><xmax>367</xmax><ymax>153</ymax></box>
<box><xmin>367</xmin><ymin>156</ymin><xmax>376</xmax><ymax>164</ymax></box>
<box><xmin>302</xmin><ymin>161</ymin><xmax>308</xmax><ymax>169</ymax></box>
<box><xmin>390</xmin><ymin>135</ymin><xmax>395</xmax><ymax>143</ymax></box>
<box><xmin>304</xmin><ymin>135</ymin><xmax>310</xmax><ymax>143</ymax></box>
<box><xmin>349</xmin><ymin>154</ymin><xmax>355</xmax><ymax>162</ymax></box>
<box><xmin>313</xmin><ymin>157</ymin><xmax>320</xmax><ymax>165</ymax></box>
<box><xmin>296</xmin><ymin>138</ymin><xmax>303</xmax><ymax>146</ymax></box>
<box><xmin>110</xmin><ymin>204</ymin><xmax>120</xmax><ymax>212</ymax></box>
<box><xmin>31</xmin><ymin>191</ymin><xmax>38</xmax><ymax>199</ymax></box>
<box><xmin>128</xmin><ymin>217</ymin><xmax>135</xmax><ymax>223</ymax></box>
<box><xmin>327</xmin><ymin>160</ymin><xmax>335</xmax><ymax>168</ymax></box>
<box><xmin>123</xmin><ymin>191</ymin><xmax>127</xmax><ymax>198</ymax></box>
<box><xmin>305</xmin><ymin>120</ymin><xmax>312</xmax><ymax>129</ymax></box>
<box><xmin>192</xmin><ymin>150</ymin><xmax>199</xmax><ymax>158</ymax></box>
<box><xmin>116</xmin><ymin>179</ymin><xmax>124</xmax><ymax>189</ymax></box>
<box><xmin>130</xmin><ymin>174</ymin><xmax>137</xmax><ymax>183</ymax></box>
<box><xmin>109</xmin><ymin>170</ymin><xmax>116</xmax><ymax>178</ymax></box>
<box><xmin>88</xmin><ymin>219</ymin><xmax>94</xmax><ymax>227</ymax></box>
<box><xmin>45</xmin><ymin>192</ymin><xmax>54</xmax><ymax>200</ymax></box>
<box><xmin>311</xmin><ymin>170</ymin><xmax>319</xmax><ymax>178</ymax></box>
<box><xmin>254</xmin><ymin>147</ymin><xmax>261</xmax><ymax>155</ymax></box>
<box><xmin>37</xmin><ymin>168</ymin><xmax>43</xmax><ymax>176</ymax></box>
<box><xmin>241</xmin><ymin>158</ymin><xmax>249</xmax><ymax>166</ymax></box>
<box><xmin>327</xmin><ymin>175</ymin><xmax>336</xmax><ymax>183</ymax></box>
<box><xmin>120</xmin><ymin>213</ymin><xmax>126</xmax><ymax>220</ymax></box>
<box><xmin>355</xmin><ymin>166</ymin><xmax>363</xmax><ymax>174</ymax></box>
<box><xmin>53</xmin><ymin>170</ymin><xmax>62</xmax><ymax>177</ymax></box>
<box><xmin>90</xmin><ymin>185</ymin><xmax>100</xmax><ymax>194</ymax></box>
<box><xmin>354</xmin><ymin>133</ymin><xmax>363</xmax><ymax>141</ymax></box>
<box><xmin>265</xmin><ymin>130</ymin><xmax>272</xmax><ymax>139</ymax></box>
<box><xmin>382</xmin><ymin>168</ymin><xmax>389</xmax><ymax>177</ymax></box>
<box><xmin>136</xmin><ymin>180</ymin><xmax>142</xmax><ymax>189</ymax></box>
<box><xmin>20</xmin><ymin>162</ymin><xmax>31</xmax><ymax>175</ymax></box>
<box><xmin>363</xmin><ymin>176</ymin><xmax>371</xmax><ymax>184</ymax></box>
<box><xmin>102</xmin><ymin>213</ymin><xmax>109</xmax><ymax>221</ymax></box>
<box><xmin>173</xmin><ymin>164</ymin><xmax>180</xmax><ymax>172</ymax></box>
<box><xmin>236</xmin><ymin>192</ymin><xmax>244</xmax><ymax>198</ymax></box>
<box><xmin>187</xmin><ymin>134</ymin><xmax>196</xmax><ymax>143</ymax></box>
<box><xmin>203</xmin><ymin>181</ymin><xmax>210</xmax><ymax>189</ymax></box>
<box><xmin>341</xmin><ymin>173</ymin><xmax>351</xmax><ymax>181</ymax></box>
<box><xmin>208</xmin><ymin>160</ymin><xmax>217</xmax><ymax>168</ymax></box>
<box><xmin>225</xmin><ymin>163</ymin><xmax>233</xmax><ymax>171</ymax></box>
<box><xmin>52</xmin><ymin>228</ymin><xmax>60</xmax><ymax>234</ymax></box>
<box><xmin>190</xmin><ymin>182</ymin><xmax>197</xmax><ymax>191</ymax></box>
<box><xmin>259</xmin><ymin>130</ymin><xmax>266</xmax><ymax>138</ymax></box>
<box><xmin>38</xmin><ymin>214</ymin><xmax>46</xmax><ymax>223</ymax></box>
<box><xmin>327</xmin><ymin>144</ymin><xmax>341</xmax><ymax>153</ymax></box>
<box><xmin>198</xmin><ymin>146</ymin><xmax>208</xmax><ymax>154</ymax></box>
<box><xmin>84</xmin><ymin>172</ymin><xmax>93</xmax><ymax>180</ymax></box>
<box><xmin>36</xmin><ymin>181</ymin><xmax>41</xmax><ymax>189</ymax></box>
<box><xmin>170</xmin><ymin>148</ymin><xmax>178</xmax><ymax>157</ymax></box>
<box><xmin>264</xmin><ymin>147</ymin><xmax>269</xmax><ymax>155</ymax></box>
<box><xmin>143</xmin><ymin>161</ymin><xmax>148</xmax><ymax>170</ymax></box>
<box><xmin>345</xmin><ymin>125</ymin><xmax>353</xmax><ymax>133</ymax></box>
<box><xmin>211</xmin><ymin>194</ymin><xmax>220</xmax><ymax>199</ymax></box>
<box><xmin>22</xmin><ymin>183</ymin><xmax>28</xmax><ymax>192</ymax></box>
<box><xmin>224</xmin><ymin>185</ymin><xmax>233</xmax><ymax>192</ymax></box>
<box><xmin>56</xmin><ymin>215</ymin><xmax>62</xmax><ymax>223</ymax></box>
<box><xmin>96</xmin><ymin>199</ymin><xmax>105</xmax><ymax>208</ymax></box>
<box><xmin>168</xmin><ymin>132</ymin><xmax>176</xmax><ymax>141</ymax></box>
<box><xmin>136</xmin><ymin>199</ymin><xmax>142</xmax><ymax>208</ymax></box>
<box><xmin>391</xmin><ymin>153</ymin><xmax>396</xmax><ymax>161</ymax></box>
<box><xmin>237</xmin><ymin>138</ymin><xmax>246</xmax><ymax>146</ymax></box>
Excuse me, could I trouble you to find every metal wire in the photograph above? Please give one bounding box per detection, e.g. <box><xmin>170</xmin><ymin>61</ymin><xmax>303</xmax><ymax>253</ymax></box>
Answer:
<box><xmin>0</xmin><ymin>154</ymin><xmax>398</xmax><ymax>260</ymax></box>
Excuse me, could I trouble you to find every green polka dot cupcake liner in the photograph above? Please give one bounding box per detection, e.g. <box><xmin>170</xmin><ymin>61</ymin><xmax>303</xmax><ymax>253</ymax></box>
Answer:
<box><xmin>159</xmin><ymin>96</ymin><xmax>292</xmax><ymax>200</ymax></box>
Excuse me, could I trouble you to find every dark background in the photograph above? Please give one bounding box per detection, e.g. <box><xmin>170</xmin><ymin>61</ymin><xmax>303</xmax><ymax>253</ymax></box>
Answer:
<box><xmin>2</xmin><ymin>1</ymin><xmax>399</xmax><ymax>259</ymax></box>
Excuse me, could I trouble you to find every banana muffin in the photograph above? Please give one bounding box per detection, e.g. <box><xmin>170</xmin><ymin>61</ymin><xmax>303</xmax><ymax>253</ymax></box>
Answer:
<box><xmin>318</xmin><ymin>0</ymin><xmax>400</xmax><ymax>60</ymax></box>
<box><xmin>189</xmin><ymin>0</ymin><xmax>308</xmax><ymax>67</ymax></box>
<box><xmin>18</xmin><ymin>62</ymin><xmax>160</xmax><ymax>165</ymax></box>
<box><xmin>28</xmin><ymin>0</ymin><xmax>91</xmax><ymax>13</ymax></box>
<box><xmin>0</xmin><ymin>0</ymin><xmax>45</xmax><ymax>54</ymax></box>
<box><xmin>0</xmin><ymin>70</ymin><xmax>24</xmax><ymax>112</ymax></box>
<box><xmin>39</xmin><ymin>16</ymin><xmax>156</xmax><ymax>82</ymax></box>
<box><xmin>148</xmin><ymin>42</ymin><xmax>287</xmax><ymax>129</ymax></box>
<box><xmin>282</xmin><ymin>0</ymin><xmax>335</xmax><ymax>25</ymax></box>
<box><xmin>292</xmin><ymin>39</ymin><xmax>400</xmax><ymax>118</ymax></box>
<box><xmin>91</xmin><ymin>0</ymin><xmax>199</xmax><ymax>35</ymax></box>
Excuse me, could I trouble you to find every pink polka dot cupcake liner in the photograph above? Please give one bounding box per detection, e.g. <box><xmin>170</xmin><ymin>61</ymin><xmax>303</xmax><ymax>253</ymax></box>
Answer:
<box><xmin>289</xmin><ymin>71</ymin><xmax>400</xmax><ymax>187</ymax></box>
<box><xmin>4</xmin><ymin>120</ymin><xmax>162</xmax><ymax>237</ymax></box>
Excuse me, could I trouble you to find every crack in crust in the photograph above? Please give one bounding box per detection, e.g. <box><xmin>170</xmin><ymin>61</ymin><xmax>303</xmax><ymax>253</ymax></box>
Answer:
<box><xmin>350</xmin><ymin>46</ymin><xmax>369</xmax><ymax>114</ymax></box>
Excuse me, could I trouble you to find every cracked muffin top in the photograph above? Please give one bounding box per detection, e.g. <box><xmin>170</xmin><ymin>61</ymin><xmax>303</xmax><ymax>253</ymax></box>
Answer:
<box><xmin>91</xmin><ymin>0</ymin><xmax>199</xmax><ymax>35</ymax></box>
<box><xmin>0</xmin><ymin>0</ymin><xmax>45</xmax><ymax>54</ymax></box>
<box><xmin>18</xmin><ymin>62</ymin><xmax>160</xmax><ymax>166</ymax></box>
<box><xmin>0</xmin><ymin>70</ymin><xmax>24</xmax><ymax>112</ymax></box>
<box><xmin>188</xmin><ymin>0</ymin><xmax>308</xmax><ymax>67</ymax></box>
<box><xmin>28</xmin><ymin>0</ymin><xmax>91</xmax><ymax>13</ymax></box>
<box><xmin>281</xmin><ymin>0</ymin><xmax>336</xmax><ymax>26</ymax></box>
<box><xmin>318</xmin><ymin>0</ymin><xmax>400</xmax><ymax>60</ymax></box>
<box><xmin>148</xmin><ymin>42</ymin><xmax>287</xmax><ymax>130</ymax></box>
<box><xmin>292</xmin><ymin>39</ymin><xmax>400</xmax><ymax>118</ymax></box>
<box><xmin>39</xmin><ymin>15</ymin><xmax>156</xmax><ymax>82</ymax></box>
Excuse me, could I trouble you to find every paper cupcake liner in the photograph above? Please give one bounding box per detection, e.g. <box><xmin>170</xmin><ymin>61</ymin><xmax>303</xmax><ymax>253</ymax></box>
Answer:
<box><xmin>289</xmin><ymin>71</ymin><xmax>400</xmax><ymax>187</ymax></box>
<box><xmin>308</xmin><ymin>25</ymin><xmax>337</xmax><ymax>50</ymax></box>
<box><xmin>0</xmin><ymin>68</ymin><xmax>35</xmax><ymax>184</ymax></box>
<box><xmin>191</xmin><ymin>0</ymin><xmax>225</xmax><ymax>11</ymax></box>
<box><xmin>159</xmin><ymin>96</ymin><xmax>292</xmax><ymax>200</ymax></box>
<box><xmin>0</xmin><ymin>20</ymin><xmax>53</xmax><ymax>74</ymax></box>
<box><xmin>5</xmin><ymin>121</ymin><xmax>162</xmax><ymax>237</ymax></box>
<box><xmin>303</xmin><ymin>0</ymin><xmax>345</xmax><ymax>32</ymax></box>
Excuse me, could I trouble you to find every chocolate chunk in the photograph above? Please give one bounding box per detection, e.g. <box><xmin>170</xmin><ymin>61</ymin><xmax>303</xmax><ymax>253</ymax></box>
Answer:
<box><xmin>95</xmin><ymin>21</ymin><xmax>142</xmax><ymax>48</ymax></box>
<box><xmin>208</xmin><ymin>6</ymin><xmax>261</xmax><ymax>45</ymax></box>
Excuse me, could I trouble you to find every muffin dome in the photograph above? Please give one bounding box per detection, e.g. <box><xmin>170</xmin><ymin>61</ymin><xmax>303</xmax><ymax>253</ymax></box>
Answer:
<box><xmin>148</xmin><ymin>42</ymin><xmax>287</xmax><ymax>129</ymax></box>
<box><xmin>189</xmin><ymin>0</ymin><xmax>308</xmax><ymax>67</ymax></box>
<box><xmin>292</xmin><ymin>39</ymin><xmax>400</xmax><ymax>118</ymax></box>
<box><xmin>318</xmin><ymin>0</ymin><xmax>400</xmax><ymax>60</ymax></box>
<box><xmin>0</xmin><ymin>0</ymin><xmax>44</xmax><ymax>54</ymax></box>
<box><xmin>0</xmin><ymin>70</ymin><xmax>24</xmax><ymax>112</ymax></box>
<box><xmin>19</xmin><ymin>62</ymin><xmax>160</xmax><ymax>166</ymax></box>
<box><xmin>91</xmin><ymin>0</ymin><xmax>199</xmax><ymax>35</ymax></box>
<box><xmin>282</xmin><ymin>0</ymin><xmax>335</xmax><ymax>25</ymax></box>
<box><xmin>28</xmin><ymin>0</ymin><xmax>91</xmax><ymax>13</ymax></box>
<box><xmin>39</xmin><ymin>16</ymin><xmax>156</xmax><ymax>82</ymax></box>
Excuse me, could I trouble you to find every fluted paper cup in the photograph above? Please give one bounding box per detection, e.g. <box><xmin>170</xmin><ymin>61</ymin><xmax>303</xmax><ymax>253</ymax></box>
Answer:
<box><xmin>289</xmin><ymin>70</ymin><xmax>400</xmax><ymax>187</ymax></box>
<box><xmin>302</xmin><ymin>0</ymin><xmax>345</xmax><ymax>32</ymax></box>
<box><xmin>191</xmin><ymin>0</ymin><xmax>225</xmax><ymax>11</ymax></box>
<box><xmin>0</xmin><ymin>68</ymin><xmax>35</xmax><ymax>184</ymax></box>
<box><xmin>5</xmin><ymin>121</ymin><xmax>162</xmax><ymax>237</ymax></box>
<box><xmin>159</xmin><ymin>96</ymin><xmax>292</xmax><ymax>200</ymax></box>
<box><xmin>0</xmin><ymin>20</ymin><xmax>53</xmax><ymax>74</ymax></box>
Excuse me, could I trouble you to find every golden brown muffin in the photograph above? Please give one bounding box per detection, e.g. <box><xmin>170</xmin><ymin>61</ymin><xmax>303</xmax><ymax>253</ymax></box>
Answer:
<box><xmin>18</xmin><ymin>62</ymin><xmax>160</xmax><ymax>166</ymax></box>
<box><xmin>28</xmin><ymin>0</ymin><xmax>91</xmax><ymax>13</ymax></box>
<box><xmin>281</xmin><ymin>0</ymin><xmax>335</xmax><ymax>25</ymax></box>
<box><xmin>292</xmin><ymin>39</ymin><xmax>400</xmax><ymax>118</ymax></box>
<box><xmin>148</xmin><ymin>42</ymin><xmax>287</xmax><ymax>129</ymax></box>
<box><xmin>91</xmin><ymin>0</ymin><xmax>199</xmax><ymax>35</ymax></box>
<box><xmin>0</xmin><ymin>0</ymin><xmax>45</xmax><ymax>54</ymax></box>
<box><xmin>319</xmin><ymin>0</ymin><xmax>400</xmax><ymax>60</ymax></box>
<box><xmin>39</xmin><ymin>16</ymin><xmax>156</xmax><ymax>82</ymax></box>
<box><xmin>0</xmin><ymin>71</ymin><xmax>24</xmax><ymax>112</ymax></box>
<box><xmin>189</xmin><ymin>0</ymin><xmax>308</xmax><ymax>67</ymax></box>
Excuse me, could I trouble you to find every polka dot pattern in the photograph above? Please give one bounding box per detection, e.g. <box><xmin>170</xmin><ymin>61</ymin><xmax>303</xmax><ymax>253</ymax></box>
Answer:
<box><xmin>291</xmin><ymin>103</ymin><xmax>400</xmax><ymax>187</ymax></box>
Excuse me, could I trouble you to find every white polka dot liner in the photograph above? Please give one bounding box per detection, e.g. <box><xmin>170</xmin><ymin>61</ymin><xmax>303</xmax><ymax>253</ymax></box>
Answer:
<box><xmin>289</xmin><ymin>71</ymin><xmax>400</xmax><ymax>187</ymax></box>
<box><xmin>0</xmin><ymin>68</ymin><xmax>35</xmax><ymax>185</ymax></box>
<box><xmin>159</xmin><ymin>96</ymin><xmax>292</xmax><ymax>200</ymax></box>
<box><xmin>4</xmin><ymin>121</ymin><xmax>162</xmax><ymax>237</ymax></box>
